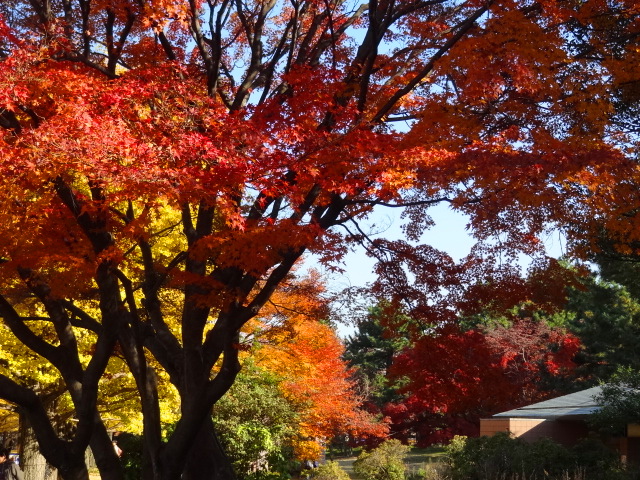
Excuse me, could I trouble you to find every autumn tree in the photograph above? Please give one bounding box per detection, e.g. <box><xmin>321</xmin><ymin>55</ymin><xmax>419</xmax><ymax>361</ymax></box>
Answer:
<box><xmin>0</xmin><ymin>0</ymin><xmax>635</xmax><ymax>480</ymax></box>
<box><xmin>385</xmin><ymin>320</ymin><xmax>580</xmax><ymax>445</ymax></box>
<box><xmin>251</xmin><ymin>307</ymin><xmax>388</xmax><ymax>461</ymax></box>
<box><xmin>217</xmin><ymin>272</ymin><xmax>386</xmax><ymax>475</ymax></box>
<box><xmin>473</xmin><ymin>267</ymin><xmax>640</xmax><ymax>385</ymax></box>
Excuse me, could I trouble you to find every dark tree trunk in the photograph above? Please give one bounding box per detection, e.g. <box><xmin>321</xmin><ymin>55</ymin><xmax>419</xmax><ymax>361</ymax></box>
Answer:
<box><xmin>15</xmin><ymin>403</ymin><xmax>123</xmax><ymax>480</ymax></box>
<box><xmin>54</xmin><ymin>456</ymin><xmax>91</xmax><ymax>480</ymax></box>
<box><xmin>117</xmin><ymin>325</ymin><xmax>163</xmax><ymax>480</ymax></box>
<box><xmin>182</xmin><ymin>417</ymin><xmax>237</xmax><ymax>480</ymax></box>
<box><xmin>88</xmin><ymin>421</ymin><xmax>124</xmax><ymax>480</ymax></box>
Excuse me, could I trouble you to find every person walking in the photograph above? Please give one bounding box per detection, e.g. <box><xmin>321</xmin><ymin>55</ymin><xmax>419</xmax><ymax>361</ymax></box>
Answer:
<box><xmin>0</xmin><ymin>448</ymin><xmax>23</xmax><ymax>480</ymax></box>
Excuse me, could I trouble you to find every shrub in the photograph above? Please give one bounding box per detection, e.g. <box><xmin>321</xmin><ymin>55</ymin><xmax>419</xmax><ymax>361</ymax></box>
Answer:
<box><xmin>406</xmin><ymin>464</ymin><xmax>451</xmax><ymax>480</ymax></box>
<box><xmin>572</xmin><ymin>438</ymin><xmax>627</xmax><ymax>480</ymax></box>
<box><xmin>354</xmin><ymin>439</ymin><xmax>410</xmax><ymax>480</ymax></box>
<box><xmin>303</xmin><ymin>461</ymin><xmax>350</xmax><ymax>480</ymax></box>
<box><xmin>115</xmin><ymin>433</ymin><xmax>143</xmax><ymax>480</ymax></box>
<box><xmin>445</xmin><ymin>433</ymin><xmax>629</xmax><ymax>480</ymax></box>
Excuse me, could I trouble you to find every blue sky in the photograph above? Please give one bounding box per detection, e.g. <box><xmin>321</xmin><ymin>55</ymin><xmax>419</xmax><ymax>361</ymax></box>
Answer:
<box><xmin>307</xmin><ymin>202</ymin><xmax>568</xmax><ymax>291</ymax></box>
<box><xmin>317</xmin><ymin>203</ymin><xmax>475</xmax><ymax>291</ymax></box>
<box><xmin>303</xmin><ymin>202</ymin><xmax>567</xmax><ymax>336</ymax></box>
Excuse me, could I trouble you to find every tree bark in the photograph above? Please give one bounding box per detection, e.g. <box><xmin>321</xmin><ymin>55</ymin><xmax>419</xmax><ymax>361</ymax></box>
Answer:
<box><xmin>182</xmin><ymin>417</ymin><xmax>237</xmax><ymax>480</ymax></box>
<box><xmin>20</xmin><ymin>414</ymin><xmax>56</xmax><ymax>480</ymax></box>
<box><xmin>56</xmin><ymin>462</ymin><xmax>90</xmax><ymax>480</ymax></box>
<box><xmin>88</xmin><ymin>421</ymin><xmax>124</xmax><ymax>480</ymax></box>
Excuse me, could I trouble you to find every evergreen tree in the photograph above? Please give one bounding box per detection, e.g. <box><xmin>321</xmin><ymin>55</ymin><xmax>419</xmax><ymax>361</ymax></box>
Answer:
<box><xmin>551</xmin><ymin>273</ymin><xmax>640</xmax><ymax>383</ymax></box>
<box><xmin>343</xmin><ymin>307</ymin><xmax>411</xmax><ymax>409</ymax></box>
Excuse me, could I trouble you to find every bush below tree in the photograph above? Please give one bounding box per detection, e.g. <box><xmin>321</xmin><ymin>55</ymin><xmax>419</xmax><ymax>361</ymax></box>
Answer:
<box><xmin>444</xmin><ymin>433</ymin><xmax>632</xmax><ymax>480</ymax></box>
<box><xmin>353</xmin><ymin>440</ymin><xmax>411</xmax><ymax>480</ymax></box>
<box><xmin>302</xmin><ymin>461</ymin><xmax>351</xmax><ymax>480</ymax></box>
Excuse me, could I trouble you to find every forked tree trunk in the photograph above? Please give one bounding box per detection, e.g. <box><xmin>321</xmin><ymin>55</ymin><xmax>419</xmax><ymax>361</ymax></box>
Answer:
<box><xmin>56</xmin><ymin>462</ymin><xmax>91</xmax><ymax>480</ymax></box>
<box><xmin>18</xmin><ymin>409</ymin><xmax>123</xmax><ymax>480</ymax></box>
<box><xmin>88</xmin><ymin>422</ymin><xmax>125</xmax><ymax>480</ymax></box>
<box><xmin>181</xmin><ymin>417</ymin><xmax>237</xmax><ymax>480</ymax></box>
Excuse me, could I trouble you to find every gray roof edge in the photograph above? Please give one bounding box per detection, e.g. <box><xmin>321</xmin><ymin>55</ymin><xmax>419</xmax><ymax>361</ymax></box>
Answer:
<box><xmin>491</xmin><ymin>386</ymin><xmax>605</xmax><ymax>419</ymax></box>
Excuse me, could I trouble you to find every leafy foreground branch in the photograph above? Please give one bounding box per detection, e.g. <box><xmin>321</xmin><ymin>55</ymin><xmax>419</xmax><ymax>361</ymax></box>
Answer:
<box><xmin>0</xmin><ymin>0</ymin><xmax>638</xmax><ymax>479</ymax></box>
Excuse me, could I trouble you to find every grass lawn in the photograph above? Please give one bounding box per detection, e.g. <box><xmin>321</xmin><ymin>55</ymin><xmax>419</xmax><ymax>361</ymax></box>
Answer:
<box><xmin>405</xmin><ymin>447</ymin><xmax>446</xmax><ymax>475</ymax></box>
<box><xmin>333</xmin><ymin>446</ymin><xmax>447</xmax><ymax>480</ymax></box>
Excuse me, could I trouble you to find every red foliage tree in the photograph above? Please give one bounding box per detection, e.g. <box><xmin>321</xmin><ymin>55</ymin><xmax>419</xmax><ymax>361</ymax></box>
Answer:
<box><xmin>386</xmin><ymin>320</ymin><xmax>580</xmax><ymax>446</ymax></box>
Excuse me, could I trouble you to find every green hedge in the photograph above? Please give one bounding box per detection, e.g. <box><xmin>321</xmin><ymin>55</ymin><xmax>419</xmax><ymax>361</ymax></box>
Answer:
<box><xmin>445</xmin><ymin>433</ymin><xmax>629</xmax><ymax>480</ymax></box>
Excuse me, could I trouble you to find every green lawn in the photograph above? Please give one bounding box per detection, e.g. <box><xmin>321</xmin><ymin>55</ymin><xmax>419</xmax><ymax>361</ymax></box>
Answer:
<box><xmin>405</xmin><ymin>447</ymin><xmax>446</xmax><ymax>475</ymax></box>
<box><xmin>333</xmin><ymin>446</ymin><xmax>446</xmax><ymax>480</ymax></box>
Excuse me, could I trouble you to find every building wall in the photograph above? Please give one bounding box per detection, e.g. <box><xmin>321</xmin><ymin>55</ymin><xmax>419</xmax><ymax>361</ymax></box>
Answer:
<box><xmin>479</xmin><ymin>418</ymin><xmax>528</xmax><ymax>437</ymax></box>
<box><xmin>479</xmin><ymin>418</ymin><xmax>589</xmax><ymax>446</ymax></box>
<box><xmin>479</xmin><ymin>417</ymin><xmax>640</xmax><ymax>466</ymax></box>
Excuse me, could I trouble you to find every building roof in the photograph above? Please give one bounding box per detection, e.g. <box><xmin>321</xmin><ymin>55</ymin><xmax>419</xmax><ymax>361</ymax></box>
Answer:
<box><xmin>493</xmin><ymin>386</ymin><xmax>604</xmax><ymax>420</ymax></box>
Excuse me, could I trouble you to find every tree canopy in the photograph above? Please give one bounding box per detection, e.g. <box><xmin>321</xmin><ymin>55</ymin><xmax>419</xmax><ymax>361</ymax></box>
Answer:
<box><xmin>383</xmin><ymin>319</ymin><xmax>579</xmax><ymax>445</ymax></box>
<box><xmin>0</xmin><ymin>0</ymin><xmax>637</xmax><ymax>479</ymax></box>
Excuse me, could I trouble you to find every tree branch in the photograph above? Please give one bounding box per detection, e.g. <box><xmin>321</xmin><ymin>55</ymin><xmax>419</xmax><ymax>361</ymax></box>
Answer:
<box><xmin>373</xmin><ymin>0</ymin><xmax>493</xmax><ymax>123</ymax></box>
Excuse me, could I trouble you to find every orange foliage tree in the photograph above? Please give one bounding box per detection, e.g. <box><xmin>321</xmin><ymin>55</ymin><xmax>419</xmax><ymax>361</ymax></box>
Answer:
<box><xmin>216</xmin><ymin>271</ymin><xmax>387</xmax><ymax>469</ymax></box>
<box><xmin>0</xmin><ymin>0</ymin><xmax>636</xmax><ymax>479</ymax></box>
<box><xmin>250</xmin><ymin>281</ymin><xmax>388</xmax><ymax>459</ymax></box>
